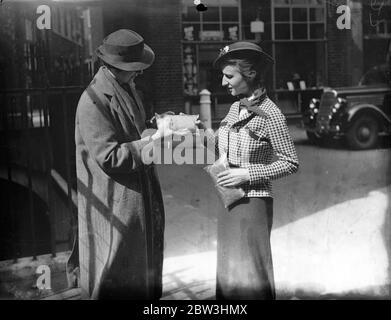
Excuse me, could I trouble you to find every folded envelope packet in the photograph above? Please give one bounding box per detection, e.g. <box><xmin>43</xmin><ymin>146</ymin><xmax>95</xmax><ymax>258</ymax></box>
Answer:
<box><xmin>168</xmin><ymin>114</ymin><xmax>199</xmax><ymax>132</ymax></box>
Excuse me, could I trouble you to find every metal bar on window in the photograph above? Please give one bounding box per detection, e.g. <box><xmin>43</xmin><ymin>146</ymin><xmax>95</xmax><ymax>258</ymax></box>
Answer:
<box><xmin>23</xmin><ymin>90</ymin><xmax>37</xmax><ymax>260</ymax></box>
<box><xmin>1</xmin><ymin>92</ymin><xmax>20</xmax><ymax>262</ymax></box>
<box><xmin>43</xmin><ymin>88</ymin><xmax>56</xmax><ymax>257</ymax></box>
<box><xmin>61</xmin><ymin>88</ymin><xmax>77</xmax><ymax>248</ymax></box>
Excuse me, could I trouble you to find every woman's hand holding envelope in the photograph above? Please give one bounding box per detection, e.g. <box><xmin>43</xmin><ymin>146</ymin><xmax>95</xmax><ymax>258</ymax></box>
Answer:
<box><xmin>151</xmin><ymin>112</ymin><xmax>198</xmax><ymax>141</ymax></box>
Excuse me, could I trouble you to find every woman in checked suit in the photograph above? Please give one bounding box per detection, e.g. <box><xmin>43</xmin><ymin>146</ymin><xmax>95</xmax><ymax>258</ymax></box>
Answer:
<box><xmin>203</xmin><ymin>41</ymin><xmax>299</xmax><ymax>300</ymax></box>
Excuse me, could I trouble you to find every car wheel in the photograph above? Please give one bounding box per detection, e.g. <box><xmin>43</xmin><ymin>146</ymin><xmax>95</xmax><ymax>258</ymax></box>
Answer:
<box><xmin>346</xmin><ymin>114</ymin><xmax>379</xmax><ymax>150</ymax></box>
<box><xmin>306</xmin><ymin>131</ymin><xmax>323</xmax><ymax>145</ymax></box>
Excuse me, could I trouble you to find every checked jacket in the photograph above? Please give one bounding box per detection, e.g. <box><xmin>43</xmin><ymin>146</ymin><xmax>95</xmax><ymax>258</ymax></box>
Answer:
<box><xmin>206</xmin><ymin>95</ymin><xmax>299</xmax><ymax>198</ymax></box>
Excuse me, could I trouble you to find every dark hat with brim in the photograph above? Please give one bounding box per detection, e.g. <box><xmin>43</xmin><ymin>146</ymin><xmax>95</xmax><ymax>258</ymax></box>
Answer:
<box><xmin>213</xmin><ymin>41</ymin><xmax>274</xmax><ymax>69</ymax></box>
<box><xmin>96</xmin><ymin>29</ymin><xmax>155</xmax><ymax>71</ymax></box>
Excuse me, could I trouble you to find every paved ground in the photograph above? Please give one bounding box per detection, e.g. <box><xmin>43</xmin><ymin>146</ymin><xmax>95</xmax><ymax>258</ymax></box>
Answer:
<box><xmin>1</xmin><ymin>124</ymin><xmax>390</xmax><ymax>300</ymax></box>
<box><xmin>158</xmin><ymin>124</ymin><xmax>391</xmax><ymax>300</ymax></box>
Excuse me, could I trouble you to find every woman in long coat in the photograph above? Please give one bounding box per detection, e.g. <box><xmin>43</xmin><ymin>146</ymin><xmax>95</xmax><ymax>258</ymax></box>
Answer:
<box><xmin>75</xmin><ymin>29</ymin><xmax>166</xmax><ymax>299</ymax></box>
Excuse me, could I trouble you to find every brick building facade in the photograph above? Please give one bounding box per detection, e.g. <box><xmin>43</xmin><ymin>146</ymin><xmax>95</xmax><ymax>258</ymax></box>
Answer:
<box><xmin>98</xmin><ymin>0</ymin><xmax>390</xmax><ymax>118</ymax></box>
<box><xmin>1</xmin><ymin>1</ymin><xmax>390</xmax><ymax>116</ymax></box>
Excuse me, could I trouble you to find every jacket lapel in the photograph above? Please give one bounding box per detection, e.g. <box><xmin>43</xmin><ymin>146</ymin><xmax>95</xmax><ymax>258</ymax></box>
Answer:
<box><xmin>93</xmin><ymin>68</ymin><xmax>145</xmax><ymax>137</ymax></box>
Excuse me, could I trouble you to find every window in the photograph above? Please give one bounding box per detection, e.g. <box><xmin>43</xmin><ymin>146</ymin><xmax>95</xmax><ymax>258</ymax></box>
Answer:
<box><xmin>181</xmin><ymin>0</ymin><xmax>240</xmax><ymax>42</ymax></box>
<box><xmin>275</xmin><ymin>42</ymin><xmax>326</xmax><ymax>89</ymax></box>
<box><xmin>181</xmin><ymin>0</ymin><xmax>241</xmax><ymax>95</ymax></box>
<box><xmin>272</xmin><ymin>0</ymin><xmax>327</xmax><ymax>93</ymax></box>
<box><xmin>365</xmin><ymin>3</ymin><xmax>391</xmax><ymax>38</ymax></box>
<box><xmin>273</xmin><ymin>0</ymin><xmax>326</xmax><ymax>40</ymax></box>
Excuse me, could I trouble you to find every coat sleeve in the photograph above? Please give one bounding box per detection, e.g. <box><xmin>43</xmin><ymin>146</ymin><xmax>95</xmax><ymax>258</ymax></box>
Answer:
<box><xmin>247</xmin><ymin>108</ymin><xmax>299</xmax><ymax>185</ymax></box>
<box><xmin>76</xmin><ymin>92</ymin><xmax>154</xmax><ymax>174</ymax></box>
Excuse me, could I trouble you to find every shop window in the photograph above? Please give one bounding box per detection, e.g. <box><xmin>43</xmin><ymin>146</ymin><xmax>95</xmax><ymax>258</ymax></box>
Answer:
<box><xmin>222</xmin><ymin>24</ymin><xmax>239</xmax><ymax>41</ymax></box>
<box><xmin>292</xmin><ymin>23</ymin><xmax>308</xmax><ymax>39</ymax></box>
<box><xmin>310</xmin><ymin>8</ymin><xmax>324</xmax><ymax>21</ymax></box>
<box><xmin>183</xmin><ymin>23</ymin><xmax>201</xmax><ymax>41</ymax></box>
<box><xmin>364</xmin><ymin>4</ymin><xmax>391</xmax><ymax>38</ymax></box>
<box><xmin>272</xmin><ymin>0</ymin><xmax>325</xmax><ymax>40</ymax></box>
<box><xmin>182</xmin><ymin>4</ymin><xmax>201</xmax><ymax>22</ymax></box>
<box><xmin>181</xmin><ymin>0</ymin><xmax>240</xmax><ymax>42</ymax></box>
<box><xmin>222</xmin><ymin>6</ymin><xmax>239</xmax><ymax>22</ymax></box>
<box><xmin>375</xmin><ymin>20</ymin><xmax>391</xmax><ymax>36</ymax></box>
<box><xmin>275</xmin><ymin>42</ymin><xmax>326</xmax><ymax>90</ymax></box>
<box><xmin>202</xmin><ymin>6</ymin><xmax>220</xmax><ymax>22</ymax></box>
<box><xmin>200</xmin><ymin>24</ymin><xmax>223</xmax><ymax>41</ymax></box>
<box><xmin>310</xmin><ymin>23</ymin><xmax>324</xmax><ymax>39</ymax></box>
<box><xmin>292</xmin><ymin>8</ymin><xmax>307</xmax><ymax>21</ymax></box>
<box><xmin>181</xmin><ymin>0</ymin><xmax>241</xmax><ymax>96</ymax></box>
<box><xmin>275</xmin><ymin>24</ymin><xmax>290</xmax><ymax>40</ymax></box>
<box><xmin>275</xmin><ymin>8</ymin><xmax>290</xmax><ymax>21</ymax></box>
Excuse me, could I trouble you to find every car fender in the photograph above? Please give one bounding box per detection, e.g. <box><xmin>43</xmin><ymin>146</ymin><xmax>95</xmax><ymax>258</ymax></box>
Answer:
<box><xmin>347</xmin><ymin>104</ymin><xmax>391</xmax><ymax>124</ymax></box>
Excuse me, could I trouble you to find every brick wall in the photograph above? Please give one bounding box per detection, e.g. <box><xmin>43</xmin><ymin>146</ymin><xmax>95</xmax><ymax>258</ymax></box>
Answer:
<box><xmin>102</xmin><ymin>0</ymin><xmax>184</xmax><ymax>115</ymax></box>
<box><xmin>143</xmin><ymin>0</ymin><xmax>184</xmax><ymax>114</ymax></box>
<box><xmin>326</xmin><ymin>0</ymin><xmax>351</xmax><ymax>87</ymax></box>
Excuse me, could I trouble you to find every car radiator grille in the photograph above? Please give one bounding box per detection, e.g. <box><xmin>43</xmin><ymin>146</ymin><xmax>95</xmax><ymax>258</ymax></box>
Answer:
<box><xmin>315</xmin><ymin>91</ymin><xmax>338</xmax><ymax>131</ymax></box>
<box><xmin>318</xmin><ymin>91</ymin><xmax>337</xmax><ymax>117</ymax></box>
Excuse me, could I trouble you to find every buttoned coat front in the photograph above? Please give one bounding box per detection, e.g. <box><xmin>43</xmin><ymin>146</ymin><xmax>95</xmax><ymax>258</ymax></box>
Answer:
<box><xmin>75</xmin><ymin>67</ymin><xmax>164</xmax><ymax>299</ymax></box>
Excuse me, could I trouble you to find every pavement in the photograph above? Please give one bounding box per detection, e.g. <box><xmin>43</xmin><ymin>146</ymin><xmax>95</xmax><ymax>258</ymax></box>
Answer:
<box><xmin>2</xmin><ymin>124</ymin><xmax>390</xmax><ymax>300</ymax></box>
<box><xmin>158</xmin><ymin>124</ymin><xmax>391</xmax><ymax>300</ymax></box>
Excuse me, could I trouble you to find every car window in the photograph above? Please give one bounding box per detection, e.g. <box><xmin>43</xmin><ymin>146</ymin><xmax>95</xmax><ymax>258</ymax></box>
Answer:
<box><xmin>359</xmin><ymin>65</ymin><xmax>391</xmax><ymax>86</ymax></box>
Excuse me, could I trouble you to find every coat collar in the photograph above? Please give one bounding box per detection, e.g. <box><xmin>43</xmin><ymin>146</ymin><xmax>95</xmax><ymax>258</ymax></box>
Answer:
<box><xmin>90</xmin><ymin>66</ymin><xmax>116</xmax><ymax>98</ymax></box>
<box><xmin>88</xmin><ymin>67</ymin><xmax>145</xmax><ymax>137</ymax></box>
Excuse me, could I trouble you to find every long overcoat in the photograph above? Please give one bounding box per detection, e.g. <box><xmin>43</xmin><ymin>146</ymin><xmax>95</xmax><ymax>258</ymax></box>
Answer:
<box><xmin>75</xmin><ymin>67</ymin><xmax>165</xmax><ymax>299</ymax></box>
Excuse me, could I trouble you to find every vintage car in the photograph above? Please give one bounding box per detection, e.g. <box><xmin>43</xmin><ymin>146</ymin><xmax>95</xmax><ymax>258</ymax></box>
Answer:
<box><xmin>303</xmin><ymin>64</ymin><xmax>391</xmax><ymax>150</ymax></box>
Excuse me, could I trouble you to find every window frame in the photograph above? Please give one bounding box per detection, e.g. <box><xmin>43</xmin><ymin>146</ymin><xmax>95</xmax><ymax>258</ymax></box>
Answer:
<box><xmin>181</xmin><ymin>0</ymin><xmax>242</xmax><ymax>42</ymax></box>
<box><xmin>272</xmin><ymin>0</ymin><xmax>327</xmax><ymax>41</ymax></box>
